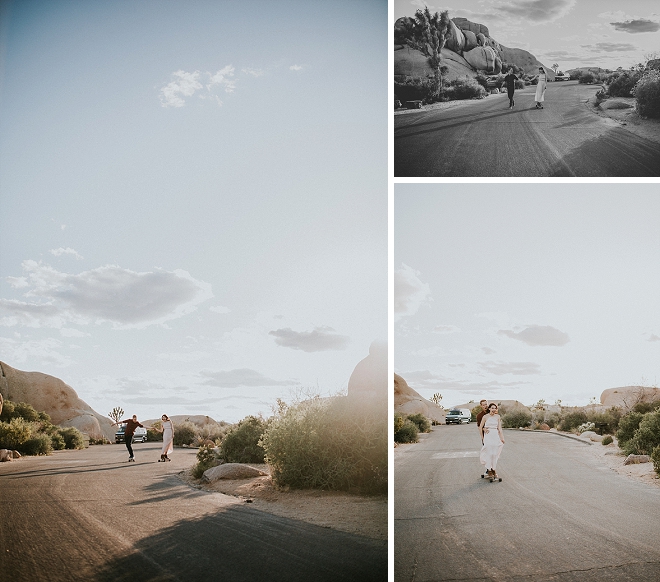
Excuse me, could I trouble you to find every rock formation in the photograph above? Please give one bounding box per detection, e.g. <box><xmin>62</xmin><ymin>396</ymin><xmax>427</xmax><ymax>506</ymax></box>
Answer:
<box><xmin>0</xmin><ymin>361</ymin><xmax>114</xmax><ymax>440</ymax></box>
<box><xmin>201</xmin><ymin>463</ymin><xmax>268</xmax><ymax>483</ymax></box>
<box><xmin>394</xmin><ymin>15</ymin><xmax>553</xmax><ymax>81</ymax></box>
<box><xmin>347</xmin><ymin>340</ymin><xmax>387</xmax><ymax>400</ymax></box>
<box><xmin>599</xmin><ymin>386</ymin><xmax>660</xmax><ymax>410</ymax></box>
<box><xmin>394</xmin><ymin>373</ymin><xmax>445</xmax><ymax>423</ymax></box>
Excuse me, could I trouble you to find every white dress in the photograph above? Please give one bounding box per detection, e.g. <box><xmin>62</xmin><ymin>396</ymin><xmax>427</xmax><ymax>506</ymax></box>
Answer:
<box><xmin>161</xmin><ymin>420</ymin><xmax>174</xmax><ymax>456</ymax></box>
<box><xmin>535</xmin><ymin>74</ymin><xmax>546</xmax><ymax>102</ymax></box>
<box><xmin>480</xmin><ymin>414</ymin><xmax>504</xmax><ymax>470</ymax></box>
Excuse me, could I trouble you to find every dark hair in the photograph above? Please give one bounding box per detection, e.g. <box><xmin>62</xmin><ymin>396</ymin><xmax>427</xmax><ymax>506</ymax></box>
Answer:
<box><xmin>488</xmin><ymin>403</ymin><xmax>498</xmax><ymax>410</ymax></box>
<box><xmin>480</xmin><ymin>399</ymin><xmax>488</xmax><ymax>405</ymax></box>
<box><xmin>162</xmin><ymin>414</ymin><xmax>170</xmax><ymax>421</ymax></box>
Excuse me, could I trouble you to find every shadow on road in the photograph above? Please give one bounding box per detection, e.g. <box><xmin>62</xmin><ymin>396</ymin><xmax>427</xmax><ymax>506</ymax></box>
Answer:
<box><xmin>93</xmin><ymin>505</ymin><xmax>387</xmax><ymax>582</ymax></box>
<box><xmin>395</xmin><ymin>108</ymin><xmax>524</xmax><ymax>139</ymax></box>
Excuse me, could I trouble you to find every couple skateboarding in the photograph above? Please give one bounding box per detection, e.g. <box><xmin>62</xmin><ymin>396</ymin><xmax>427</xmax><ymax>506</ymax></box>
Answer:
<box><xmin>476</xmin><ymin>399</ymin><xmax>505</xmax><ymax>482</ymax></box>
<box><xmin>112</xmin><ymin>414</ymin><xmax>174</xmax><ymax>463</ymax></box>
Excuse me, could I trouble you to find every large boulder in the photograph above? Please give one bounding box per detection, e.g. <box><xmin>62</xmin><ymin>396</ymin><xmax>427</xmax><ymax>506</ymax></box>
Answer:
<box><xmin>445</xmin><ymin>19</ymin><xmax>466</xmax><ymax>54</ymax></box>
<box><xmin>347</xmin><ymin>341</ymin><xmax>387</xmax><ymax>400</ymax></box>
<box><xmin>452</xmin><ymin>17</ymin><xmax>490</xmax><ymax>38</ymax></box>
<box><xmin>0</xmin><ymin>449</ymin><xmax>21</xmax><ymax>462</ymax></box>
<box><xmin>600</xmin><ymin>386</ymin><xmax>660</xmax><ymax>410</ymax></box>
<box><xmin>394</xmin><ymin>373</ymin><xmax>445</xmax><ymax>423</ymax></box>
<box><xmin>201</xmin><ymin>463</ymin><xmax>268</xmax><ymax>483</ymax></box>
<box><xmin>0</xmin><ymin>361</ymin><xmax>114</xmax><ymax>440</ymax></box>
<box><xmin>463</xmin><ymin>46</ymin><xmax>499</xmax><ymax>74</ymax></box>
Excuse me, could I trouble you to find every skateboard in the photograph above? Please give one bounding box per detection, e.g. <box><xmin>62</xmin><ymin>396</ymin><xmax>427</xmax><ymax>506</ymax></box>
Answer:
<box><xmin>480</xmin><ymin>471</ymin><xmax>502</xmax><ymax>482</ymax></box>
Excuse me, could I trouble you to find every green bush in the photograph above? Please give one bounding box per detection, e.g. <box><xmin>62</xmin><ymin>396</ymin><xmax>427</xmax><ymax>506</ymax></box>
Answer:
<box><xmin>192</xmin><ymin>444</ymin><xmax>221</xmax><ymax>479</ymax></box>
<box><xmin>501</xmin><ymin>410</ymin><xmax>532</xmax><ymax>429</ymax></box>
<box><xmin>616</xmin><ymin>411</ymin><xmax>644</xmax><ymax>446</ymax></box>
<box><xmin>0</xmin><ymin>400</ymin><xmax>47</xmax><ymax>423</ymax></box>
<box><xmin>558</xmin><ymin>410</ymin><xmax>588</xmax><ymax>432</ymax></box>
<box><xmin>626</xmin><ymin>410</ymin><xmax>660</xmax><ymax>455</ymax></box>
<box><xmin>220</xmin><ymin>415</ymin><xmax>268</xmax><ymax>463</ymax></box>
<box><xmin>475</xmin><ymin>72</ymin><xmax>489</xmax><ymax>90</ymax></box>
<box><xmin>579</xmin><ymin>71</ymin><xmax>596</xmax><ymax>84</ymax></box>
<box><xmin>651</xmin><ymin>445</ymin><xmax>660</xmax><ymax>476</ymax></box>
<box><xmin>406</xmin><ymin>413</ymin><xmax>431</xmax><ymax>433</ymax></box>
<box><xmin>173</xmin><ymin>421</ymin><xmax>197</xmax><ymax>446</ymax></box>
<box><xmin>587</xmin><ymin>409</ymin><xmax>621</xmax><ymax>434</ymax></box>
<box><xmin>261</xmin><ymin>395</ymin><xmax>387</xmax><ymax>494</ymax></box>
<box><xmin>51</xmin><ymin>432</ymin><xmax>66</xmax><ymax>450</ymax></box>
<box><xmin>58</xmin><ymin>427</ymin><xmax>85</xmax><ymax>450</ymax></box>
<box><xmin>394</xmin><ymin>416</ymin><xmax>419</xmax><ymax>443</ymax></box>
<box><xmin>0</xmin><ymin>417</ymin><xmax>32</xmax><ymax>449</ymax></box>
<box><xmin>633</xmin><ymin>69</ymin><xmax>660</xmax><ymax>118</ymax></box>
<box><xmin>632</xmin><ymin>400</ymin><xmax>660</xmax><ymax>414</ymax></box>
<box><xmin>22</xmin><ymin>433</ymin><xmax>53</xmax><ymax>455</ymax></box>
<box><xmin>602</xmin><ymin>435</ymin><xmax>613</xmax><ymax>445</ymax></box>
<box><xmin>609</xmin><ymin>71</ymin><xmax>641</xmax><ymax>97</ymax></box>
<box><xmin>394</xmin><ymin>77</ymin><xmax>436</xmax><ymax>103</ymax></box>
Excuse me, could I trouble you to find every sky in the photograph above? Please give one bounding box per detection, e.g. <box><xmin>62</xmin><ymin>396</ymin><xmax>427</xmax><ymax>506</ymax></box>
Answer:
<box><xmin>395</xmin><ymin>186</ymin><xmax>660</xmax><ymax>409</ymax></box>
<box><xmin>0</xmin><ymin>0</ymin><xmax>387</xmax><ymax>424</ymax></box>
<box><xmin>394</xmin><ymin>0</ymin><xmax>660</xmax><ymax>72</ymax></box>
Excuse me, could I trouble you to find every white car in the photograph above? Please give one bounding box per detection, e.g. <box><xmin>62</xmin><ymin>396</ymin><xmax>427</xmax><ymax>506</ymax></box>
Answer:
<box><xmin>445</xmin><ymin>409</ymin><xmax>472</xmax><ymax>424</ymax></box>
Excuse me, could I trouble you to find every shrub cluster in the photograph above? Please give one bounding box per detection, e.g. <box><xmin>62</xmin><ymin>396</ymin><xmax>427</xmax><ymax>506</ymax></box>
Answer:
<box><xmin>609</xmin><ymin>71</ymin><xmax>641</xmax><ymax>97</ymax></box>
<box><xmin>261</xmin><ymin>395</ymin><xmax>387</xmax><ymax>494</ymax></box>
<box><xmin>172</xmin><ymin>421</ymin><xmax>197</xmax><ymax>446</ymax></box>
<box><xmin>445</xmin><ymin>78</ymin><xmax>486</xmax><ymax>100</ymax></box>
<box><xmin>220</xmin><ymin>415</ymin><xmax>268</xmax><ymax>464</ymax></box>
<box><xmin>633</xmin><ymin>69</ymin><xmax>660</xmax><ymax>118</ymax></box>
<box><xmin>394</xmin><ymin>412</ymin><xmax>419</xmax><ymax>443</ymax></box>
<box><xmin>558</xmin><ymin>410</ymin><xmax>588</xmax><ymax>432</ymax></box>
<box><xmin>394</xmin><ymin>77</ymin><xmax>437</xmax><ymax>104</ymax></box>
<box><xmin>579</xmin><ymin>71</ymin><xmax>597</xmax><ymax>84</ymax></box>
<box><xmin>602</xmin><ymin>435</ymin><xmax>613</xmax><ymax>446</ymax></box>
<box><xmin>501</xmin><ymin>410</ymin><xmax>532</xmax><ymax>429</ymax></box>
<box><xmin>192</xmin><ymin>443</ymin><xmax>221</xmax><ymax>479</ymax></box>
<box><xmin>406</xmin><ymin>413</ymin><xmax>431</xmax><ymax>434</ymax></box>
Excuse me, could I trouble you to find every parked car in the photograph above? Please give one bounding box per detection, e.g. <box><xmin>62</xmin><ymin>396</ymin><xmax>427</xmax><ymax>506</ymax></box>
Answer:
<box><xmin>554</xmin><ymin>74</ymin><xmax>570</xmax><ymax>81</ymax></box>
<box><xmin>115</xmin><ymin>425</ymin><xmax>148</xmax><ymax>443</ymax></box>
<box><xmin>445</xmin><ymin>409</ymin><xmax>472</xmax><ymax>424</ymax></box>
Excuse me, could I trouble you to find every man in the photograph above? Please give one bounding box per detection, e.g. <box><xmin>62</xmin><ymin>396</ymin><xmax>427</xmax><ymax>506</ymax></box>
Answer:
<box><xmin>112</xmin><ymin>415</ymin><xmax>145</xmax><ymax>462</ymax></box>
<box><xmin>476</xmin><ymin>400</ymin><xmax>490</xmax><ymax>477</ymax></box>
<box><xmin>503</xmin><ymin>67</ymin><xmax>518</xmax><ymax>109</ymax></box>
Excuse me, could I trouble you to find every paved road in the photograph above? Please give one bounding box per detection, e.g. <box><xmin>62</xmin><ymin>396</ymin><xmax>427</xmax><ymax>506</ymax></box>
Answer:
<box><xmin>394</xmin><ymin>81</ymin><xmax>660</xmax><ymax>177</ymax></box>
<box><xmin>0</xmin><ymin>443</ymin><xmax>386</xmax><ymax>582</ymax></box>
<box><xmin>395</xmin><ymin>424</ymin><xmax>660</xmax><ymax>581</ymax></box>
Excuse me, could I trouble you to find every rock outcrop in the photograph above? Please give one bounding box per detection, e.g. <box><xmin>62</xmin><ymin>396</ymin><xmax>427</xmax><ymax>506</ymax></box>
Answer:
<box><xmin>347</xmin><ymin>340</ymin><xmax>387</xmax><ymax>400</ymax></box>
<box><xmin>394</xmin><ymin>15</ymin><xmax>552</xmax><ymax>81</ymax></box>
<box><xmin>0</xmin><ymin>361</ymin><xmax>114</xmax><ymax>440</ymax></box>
<box><xmin>0</xmin><ymin>449</ymin><xmax>21</xmax><ymax>462</ymax></box>
<box><xmin>600</xmin><ymin>386</ymin><xmax>660</xmax><ymax>410</ymax></box>
<box><xmin>394</xmin><ymin>373</ymin><xmax>445</xmax><ymax>423</ymax></box>
<box><xmin>201</xmin><ymin>463</ymin><xmax>268</xmax><ymax>483</ymax></box>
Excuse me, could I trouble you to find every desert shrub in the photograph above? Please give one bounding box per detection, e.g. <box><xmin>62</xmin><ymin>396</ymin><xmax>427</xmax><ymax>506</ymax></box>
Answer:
<box><xmin>192</xmin><ymin>444</ymin><xmax>221</xmax><ymax>479</ymax></box>
<box><xmin>475</xmin><ymin>72</ymin><xmax>489</xmax><ymax>90</ymax></box>
<box><xmin>0</xmin><ymin>417</ymin><xmax>32</xmax><ymax>449</ymax></box>
<box><xmin>199</xmin><ymin>422</ymin><xmax>231</xmax><ymax>445</ymax></box>
<box><xmin>57</xmin><ymin>427</ymin><xmax>85</xmax><ymax>449</ymax></box>
<box><xmin>88</xmin><ymin>435</ymin><xmax>110</xmax><ymax>445</ymax></box>
<box><xmin>632</xmin><ymin>400</ymin><xmax>660</xmax><ymax>414</ymax></box>
<box><xmin>558</xmin><ymin>410</ymin><xmax>588</xmax><ymax>432</ymax></box>
<box><xmin>51</xmin><ymin>432</ymin><xmax>66</xmax><ymax>450</ymax></box>
<box><xmin>576</xmin><ymin>422</ymin><xmax>596</xmax><ymax>434</ymax></box>
<box><xmin>626</xmin><ymin>410</ymin><xmax>660</xmax><ymax>455</ymax></box>
<box><xmin>602</xmin><ymin>435</ymin><xmax>613</xmax><ymax>445</ymax></box>
<box><xmin>579</xmin><ymin>71</ymin><xmax>596</xmax><ymax>84</ymax></box>
<box><xmin>396</xmin><ymin>419</ymin><xmax>419</xmax><ymax>443</ymax></box>
<box><xmin>514</xmin><ymin>79</ymin><xmax>525</xmax><ymax>89</ymax></box>
<box><xmin>501</xmin><ymin>410</ymin><xmax>532</xmax><ymax>429</ymax></box>
<box><xmin>445</xmin><ymin>78</ymin><xmax>487</xmax><ymax>100</ymax></box>
<box><xmin>609</xmin><ymin>71</ymin><xmax>641</xmax><ymax>97</ymax></box>
<box><xmin>22</xmin><ymin>433</ymin><xmax>53</xmax><ymax>456</ymax></box>
<box><xmin>220</xmin><ymin>415</ymin><xmax>268</xmax><ymax>463</ymax></box>
<box><xmin>615</xmin><ymin>411</ymin><xmax>644</xmax><ymax>446</ymax></box>
<box><xmin>261</xmin><ymin>395</ymin><xmax>387</xmax><ymax>494</ymax></box>
<box><xmin>651</xmin><ymin>446</ymin><xmax>660</xmax><ymax>476</ymax></box>
<box><xmin>406</xmin><ymin>413</ymin><xmax>431</xmax><ymax>433</ymax></box>
<box><xmin>544</xmin><ymin>412</ymin><xmax>561</xmax><ymax>428</ymax></box>
<box><xmin>173</xmin><ymin>421</ymin><xmax>197</xmax><ymax>446</ymax></box>
<box><xmin>633</xmin><ymin>69</ymin><xmax>660</xmax><ymax>118</ymax></box>
<box><xmin>587</xmin><ymin>410</ymin><xmax>621</xmax><ymax>434</ymax></box>
<box><xmin>0</xmin><ymin>400</ymin><xmax>47</xmax><ymax>423</ymax></box>
<box><xmin>394</xmin><ymin>77</ymin><xmax>437</xmax><ymax>103</ymax></box>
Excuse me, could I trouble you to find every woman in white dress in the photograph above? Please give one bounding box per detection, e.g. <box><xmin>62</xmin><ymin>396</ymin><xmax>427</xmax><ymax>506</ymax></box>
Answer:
<box><xmin>157</xmin><ymin>414</ymin><xmax>174</xmax><ymax>462</ymax></box>
<box><xmin>535</xmin><ymin>66</ymin><xmax>547</xmax><ymax>109</ymax></box>
<box><xmin>479</xmin><ymin>403</ymin><xmax>505</xmax><ymax>479</ymax></box>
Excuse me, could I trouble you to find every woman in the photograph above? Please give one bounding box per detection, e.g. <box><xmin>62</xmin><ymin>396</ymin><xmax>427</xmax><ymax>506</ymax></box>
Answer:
<box><xmin>535</xmin><ymin>66</ymin><xmax>547</xmax><ymax>109</ymax></box>
<box><xmin>156</xmin><ymin>414</ymin><xmax>174</xmax><ymax>462</ymax></box>
<box><xmin>479</xmin><ymin>403</ymin><xmax>505</xmax><ymax>479</ymax></box>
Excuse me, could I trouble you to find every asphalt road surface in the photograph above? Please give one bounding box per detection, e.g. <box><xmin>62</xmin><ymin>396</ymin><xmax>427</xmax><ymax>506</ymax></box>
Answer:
<box><xmin>0</xmin><ymin>443</ymin><xmax>386</xmax><ymax>582</ymax></box>
<box><xmin>395</xmin><ymin>424</ymin><xmax>660</xmax><ymax>582</ymax></box>
<box><xmin>394</xmin><ymin>81</ymin><xmax>660</xmax><ymax>177</ymax></box>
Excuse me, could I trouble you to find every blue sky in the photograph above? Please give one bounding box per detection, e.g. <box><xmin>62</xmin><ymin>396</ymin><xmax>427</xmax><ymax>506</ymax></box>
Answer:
<box><xmin>0</xmin><ymin>0</ymin><xmax>387</xmax><ymax>423</ymax></box>
<box><xmin>395</xmin><ymin>0</ymin><xmax>660</xmax><ymax>71</ymax></box>
<box><xmin>395</xmin><ymin>186</ymin><xmax>660</xmax><ymax>409</ymax></box>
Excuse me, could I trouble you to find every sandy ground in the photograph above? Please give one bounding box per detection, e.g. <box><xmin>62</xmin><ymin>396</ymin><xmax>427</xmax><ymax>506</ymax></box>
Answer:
<box><xmin>178</xmin><ymin>464</ymin><xmax>387</xmax><ymax>541</ymax></box>
<box><xmin>571</xmin><ymin>433</ymin><xmax>660</xmax><ymax>488</ymax></box>
<box><xmin>589</xmin><ymin>95</ymin><xmax>660</xmax><ymax>146</ymax></box>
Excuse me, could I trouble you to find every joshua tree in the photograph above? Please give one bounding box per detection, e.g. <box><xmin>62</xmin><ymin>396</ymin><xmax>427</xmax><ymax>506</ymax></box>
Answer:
<box><xmin>552</xmin><ymin>63</ymin><xmax>559</xmax><ymax>74</ymax></box>
<box><xmin>399</xmin><ymin>7</ymin><xmax>451</xmax><ymax>94</ymax></box>
<box><xmin>108</xmin><ymin>406</ymin><xmax>124</xmax><ymax>424</ymax></box>
<box><xmin>430</xmin><ymin>393</ymin><xmax>443</xmax><ymax>407</ymax></box>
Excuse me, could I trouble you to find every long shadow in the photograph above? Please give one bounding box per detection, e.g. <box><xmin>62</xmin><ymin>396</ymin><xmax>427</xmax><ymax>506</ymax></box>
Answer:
<box><xmin>395</xmin><ymin>108</ymin><xmax>528</xmax><ymax>140</ymax></box>
<box><xmin>93</xmin><ymin>505</ymin><xmax>387</xmax><ymax>582</ymax></box>
<box><xmin>394</xmin><ymin>103</ymin><xmax>514</xmax><ymax>133</ymax></box>
<box><xmin>548</xmin><ymin>126</ymin><xmax>660</xmax><ymax>177</ymax></box>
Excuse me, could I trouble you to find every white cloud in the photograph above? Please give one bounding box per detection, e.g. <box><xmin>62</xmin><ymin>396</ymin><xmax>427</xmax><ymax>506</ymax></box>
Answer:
<box><xmin>289</xmin><ymin>64</ymin><xmax>303</xmax><ymax>71</ymax></box>
<box><xmin>207</xmin><ymin>65</ymin><xmax>236</xmax><ymax>92</ymax></box>
<box><xmin>394</xmin><ymin>264</ymin><xmax>431</xmax><ymax>321</ymax></box>
<box><xmin>0</xmin><ymin>260</ymin><xmax>213</xmax><ymax>329</ymax></box>
<box><xmin>479</xmin><ymin>361</ymin><xmax>542</xmax><ymax>375</ymax></box>
<box><xmin>159</xmin><ymin>70</ymin><xmax>203</xmax><ymax>108</ymax></box>
<box><xmin>60</xmin><ymin>327</ymin><xmax>89</xmax><ymax>338</ymax></box>
<box><xmin>0</xmin><ymin>336</ymin><xmax>72</xmax><ymax>367</ymax></box>
<box><xmin>433</xmin><ymin>324</ymin><xmax>460</xmax><ymax>334</ymax></box>
<box><xmin>210</xmin><ymin>305</ymin><xmax>231</xmax><ymax>314</ymax></box>
<box><xmin>498</xmin><ymin>325</ymin><xmax>570</xmax><ymax>347</ymax></box>
<box><xmin>269</xmin><ymin>326</ymin><xmax>349</xmax><ymax>352</ymax></box>
<box><xmin>49</xmin><ymin>247</ymin><xmax>83</xmax><ymax>260</ymax></box>
<box><xmin>647</xmin><ymin>334</ymin><xmax>660</xmax><ymax>342</ymax></box>
<box><xmin>400</xmin><ymin>369</ymin><xmax>528</xmax><ymax>391</ymax></box>
<box><xmin>242</xmin><ymin>67</ymin><xmax>265</xmax><ymax>77</ymax></box>
<box><xmin>200</xmin><ymin>368</ymin><xmax>299</xmax><ymax>388</ymax></box>
<box><xmin>6</xmin><ymin>277</ymin><xmax>28</xmax><ymax>289</ymax></box>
